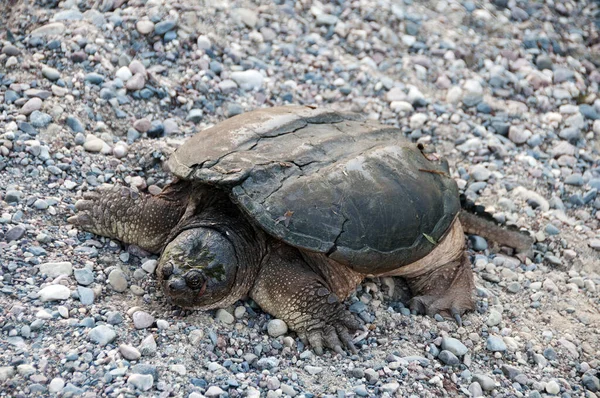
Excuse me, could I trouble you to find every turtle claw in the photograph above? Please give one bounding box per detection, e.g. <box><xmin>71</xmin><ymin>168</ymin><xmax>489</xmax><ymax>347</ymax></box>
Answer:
<box><xmin>303</xmin><ymin>322</ymin><xmax>358</xmax><ymax>356</ymax></box>
<box><xmin>451</xmin><ymin>308</ymin><xmax>463</xmax><ymax>327</ymax></box>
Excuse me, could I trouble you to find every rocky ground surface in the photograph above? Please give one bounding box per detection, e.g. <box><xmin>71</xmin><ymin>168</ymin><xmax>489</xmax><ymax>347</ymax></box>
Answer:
<box><xmin>1</xmin><ymin>0</ymin><xmax>600</xmax><ymax>397</ymax></box>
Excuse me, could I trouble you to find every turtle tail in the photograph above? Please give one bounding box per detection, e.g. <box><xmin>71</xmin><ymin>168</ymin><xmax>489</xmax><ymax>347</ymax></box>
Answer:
<box><xmin>458</xmin><ymin>194</ymin><xmax>534</xmax><ymax>254</ymax></box>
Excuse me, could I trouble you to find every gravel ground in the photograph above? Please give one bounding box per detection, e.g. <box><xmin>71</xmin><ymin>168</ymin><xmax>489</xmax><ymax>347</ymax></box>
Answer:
<box><xmin>1</xmin><ymin>0</ymin><xmax>600</xmax><ymax>397</ymax></box>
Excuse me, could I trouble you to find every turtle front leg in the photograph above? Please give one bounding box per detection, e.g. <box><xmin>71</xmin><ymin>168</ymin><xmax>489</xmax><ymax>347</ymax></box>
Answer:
<box><xmin>250</xmin><ymin>244</ymin><xmax>362</xmax><ymax>355</ymax></box>
<box><xmin>67</xmin><ymin>181</ymin><xmax>191</xmax><ymax>253</ymax></box>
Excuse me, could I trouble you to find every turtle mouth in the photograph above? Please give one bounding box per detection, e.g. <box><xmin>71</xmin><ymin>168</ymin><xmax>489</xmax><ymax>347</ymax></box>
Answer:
<box><xmin>198</xmin><ymin>279</ymin><xmax>208</xmax><ymax>296</ymax></box>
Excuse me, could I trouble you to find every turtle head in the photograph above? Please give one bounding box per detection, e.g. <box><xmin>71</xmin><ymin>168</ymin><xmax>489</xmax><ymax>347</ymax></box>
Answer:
<box><xmin>157</xmin><ymin>227</ymin><xmax>239</xmax><ymax>309</ymax></box>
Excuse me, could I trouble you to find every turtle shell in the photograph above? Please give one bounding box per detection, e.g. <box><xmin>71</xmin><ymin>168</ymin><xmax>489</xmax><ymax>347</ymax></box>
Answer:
<box><xmin>167</xmin><ymin>106</ymin><xmax>460</xmax><ymax>274</ymax></box>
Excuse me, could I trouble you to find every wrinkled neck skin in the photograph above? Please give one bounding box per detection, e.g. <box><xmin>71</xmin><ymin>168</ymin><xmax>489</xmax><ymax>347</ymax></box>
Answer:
<box><xmin>158</xmin><ymin>192</ymin><xmax>269</xmax><ymax>310</ymax></box>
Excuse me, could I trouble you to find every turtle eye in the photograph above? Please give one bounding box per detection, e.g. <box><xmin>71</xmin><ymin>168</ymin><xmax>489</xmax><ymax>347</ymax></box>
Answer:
<box><xmin>185</xmin><ymin>270</ymin><xmax>204</xmax><ymax>289</ymax></box>
<box><xmin>161</xmin><ymin>263</ymin><xmax>173</xmax><ymax>278</ymax></box>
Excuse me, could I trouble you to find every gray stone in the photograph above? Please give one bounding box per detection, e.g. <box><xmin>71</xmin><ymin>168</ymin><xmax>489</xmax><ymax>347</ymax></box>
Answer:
<box><xmin>20</xmin><ymin>98</ymin><xmax>42</xmax><ymax>115</ymax></box>
<box><xmin>5</xmin><ymin>225</ymin><xmax>26</xmax><ymax>242</ymax></box>
<box><xmin>39</xmin><ymin>285</ymin><xmax>71</xmax><ymax>301</ymax></box>
<box><xmin>39</xmin><ymin>262</ymin><xmax>72</xmax><ymax>278</ymax></box>
<box><xmin>486</xmin><ymin>335</ymin><xmax>507</xmax><ymax>352</ymax></box>
<box><xmin>304</xmin><ymin>365</ymin><xmax>323</xmax><ymax>375</ymax></box>
<box><xmin>186</xmin><ymin>109</ymin><xmax>203</xmax><ymax>123</ymax></box>
<box><xmin>139</xmin><ymin>334</ymin><xmax>157</xmax><ymax>356</ymax></box>
<box><xmin>438</xmin><ymin>350</ymin><xmax>460</xmax><ymax>365</ymax></box>
<box><xmin>108</xmin><ymin>269</ymin><xmax>128</xmax><ymax>292</ymax></box>
<box><xmin>215</xmin><ymin>309</ymin><xmax>234</xmax><ymax>324</ymax></box>
<box><xmin>119</xmin><ymin>344</ymin><xmax>141</xmax><ymax>360</ymax></box>
<box><xmin>77</xmin><ymin>286</ymin><xmax>94</xmax><ymax>305</ymax></box>
<box><xmin>127</xmin><ymin>373</ymin><xmax>153</xmax><ymax>391</ymax></box>
<box><xmin>30</xmin><ymin>111</ymin><xmax>52</xmax><ymax>128</ymax></box>
<box><xmin>468</xmin><ymin>382</ymin><xmax>484</xmax><ymax>397</ymax></box>
<box><xmin>441</xmin><ymin>337</ymin><xmax>468</xmax><ymax>356</ymax></box>
<box><xmin>42</xmin><ymin>67</ymin><xmax>61</xmax><ymax>81</ymax></box>
<box><xmin>54</xmin><ymin>9</ymin><xmax>83</xmax><ymax>21</ymax></box>
<box><xmin>74</xmin><ymin>268</ymin><xmax>94</xmax><ymax>285</ymax></box>
<box><xmin>88</xmin><ymin>325</ymin><xmax>117</xmax><ymax>346</ymax></box>
<box><xmin>231</xmin><ymin>70</ymin><xmax>264</xmax><ymax>90</ymax></box>
<box><xmin>132</xmin><ymin>311</ymin><xmax>155</xmax><ymax>329</ymax></box>
<box><xmin>154</xmin><ymin>20</ymin><xmax>177</xmax><ymax>35</ymax></box>
<box><xmin>31</xmin><ymin>22</ymin><xmax>65</xmax><ymax>37</ymax></box>
<box><xmin>48</xmin><ymin>378</ymin><xmax>65</xmax><ymax>393</ymax></box>
<box><xmin>66</xmin><ymin>116</ymin><xmax>85</xmax><ymax>133</ymax></box>
<box><xmin>205</xmin><ymin>386</ymin><xmax>225</xmax><ymax>397</ymax></box>
<box><xmin>473</xmin><ymin>374</ymin><xmax>496</xmax><ymax>391</ymax></box>
<box><xmin>267</xmin><ymin>319</ymin><xmax>288</xmax><ymax>337</ymax></box>
<box><xmin>0</xmin><ymin>367</ymin><xmax>15</xmax><ymax>382</ymax></box>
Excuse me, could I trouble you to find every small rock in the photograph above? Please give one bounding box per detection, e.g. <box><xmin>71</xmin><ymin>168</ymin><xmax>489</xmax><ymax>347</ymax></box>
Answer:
<box><xmin>215</xmin><ymin>309</ymin><xmax>234</xmax><ymax>324</ymax></box>
<box><xmin>267</xmin><ymin>319</ymin><xmax>288</xmax><ymax>337</ymax></box>
<box><xmin>486</xmin><ymin>335</ymin><xmax>507</xmax><ymax>352</ymax></box>
<box><xmin>231</xmin><ymin>70</ymin><xmax>264</xmax><ymax>90</ymax></box>
<box><xmin>545</xmin><ymin>380</ymin><xmax>560</xmax><ymax>395</ymax></box>
<box><xmin>304</xmin><ymin>365</ymin><xmax>323</xmax><ymax>375</ymax></box>
<box><xmin>132</xmin><ymin>311</ymin><xmax>155</xmax><ymax>329</ymax></box>
<box><xmin>119</xmin><ymin>344</ymin><xmax>141</xmax><ymax>360</ymax></box>
<box><xmin>128</xmin><ymin>374</ymin><xmax>153</xmax><ymax>391</ymax></box>
<box><xmin>88</xmin><ymin>325</ymin><xmax>117</xmax><ymax>346</ymax></box>
<box><xmin>441</xmin><ymin>337</ymin><xmax>468</xmax><ymax>356</ymax></box>
<box><xmin>108</xmin><ymin>269</ymin><xmax>128</xmax><ymax>292</ymax></box>
<box><xmin>38</xmin><ymin>285</ymin><xmax>70</xmax><ymax>301</ymax></box>
<box><xmin>136</xmin><ymin>20</ymin><xmax>155</xmax><ymax>35</ymax></box>
<box><xmin>41</xmin><ymin>67</ymin><xmax>60</xmax><ymax>81</ymax></box>
<box><xmin>20</xmin><ymin>98</ymin><xmax>42</xmax><ymax>115</ymax></box>
<box><xmin>473</xmin><ymin>374</ymin><xmax>496</xmax><ymax>391</ymax></box>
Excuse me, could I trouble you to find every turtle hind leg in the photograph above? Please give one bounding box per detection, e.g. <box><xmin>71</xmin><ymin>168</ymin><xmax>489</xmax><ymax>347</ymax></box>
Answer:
<box><xmin>68</xmin><ymin>181</ymin><xmax>191</xmax><ymax>253</ymax></box>
<box><xmin>407</xmin><ymin>252</ymin><xmax>475</xmax><ymax>325</ymax></box>
<box><xmin>383</xmin><ymin>218</ymin><xmax>475</xmax><ymax>324</ymax></box>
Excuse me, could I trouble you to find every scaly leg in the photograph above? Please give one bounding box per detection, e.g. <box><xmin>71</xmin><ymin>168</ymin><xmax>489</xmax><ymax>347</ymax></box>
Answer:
<box><xmin>67</xmin><ymin>181</ymin><xmax>193</xmax><ymax>253</ymax></box>
<box><xmin>251</xmin><ymin>244</ymin><xmax>362</xmax><ymax>355</ymax></box>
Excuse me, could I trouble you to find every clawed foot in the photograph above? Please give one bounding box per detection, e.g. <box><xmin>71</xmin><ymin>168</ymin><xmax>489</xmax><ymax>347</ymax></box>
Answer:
<box><xmin>409</xmin><ymin>294</ymin><xmax>473</xmax><ymax>326</ymax></box>
<box><xmin>67</xmin><ymin>184</ymin><xmax>135</xmax><ymax>235</ymax></box>
<box><xmin>296</xmin><ymin>312</ymin><xmax>363</xmax><ymax>355</ymax></box>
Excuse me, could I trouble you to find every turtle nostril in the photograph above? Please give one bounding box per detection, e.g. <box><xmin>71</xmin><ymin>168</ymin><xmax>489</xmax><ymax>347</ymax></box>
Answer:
<box><xmin>161</xmin><ymin>263</ymin><xmax>174</xmax><ymax>278</ymax></box>
<box><xmin>167</xmin><ymin>277</ymin><xmax>186</xmax><ymax>291</ymax></box>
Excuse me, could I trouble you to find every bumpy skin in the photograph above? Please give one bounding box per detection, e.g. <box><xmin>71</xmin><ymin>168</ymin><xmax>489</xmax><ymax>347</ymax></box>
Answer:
<box><xmin>67</xmin><ymin>184</ymin><xmax>188</xmax><ymax>253</ymax></box>
<box><xmin>251</xmin><ymin>243</ymin><xmax>363</xmax><ymax>355</ymax></box>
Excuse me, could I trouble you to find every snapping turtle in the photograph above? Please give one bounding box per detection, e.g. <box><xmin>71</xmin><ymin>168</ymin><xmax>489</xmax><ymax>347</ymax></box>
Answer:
<box><xmin>68</xmin><ymin>106</ymin><xmax>529</xmax><ymax>354</ymax></box>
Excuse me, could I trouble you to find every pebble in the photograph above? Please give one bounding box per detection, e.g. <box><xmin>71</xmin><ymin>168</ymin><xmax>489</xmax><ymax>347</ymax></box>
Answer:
<box><xmin>486</xmin><ymin>335</ymin><xmax>507</xmax><ymax>352</ymax></box>
<box><xmin>126</xmin><ymin>73</ymin><xmax>146</xmax><ymax>91</ymax></box>
<box><xmin>438</xmin><ymin>350</ymin><xmax>460</xmax><ymax>365</ymax></box>
<box><xmin>108</xmin><ymin>269</ymin><xmax>128</xmax><ymax>292</ymax></box>
<box><xmin>546</xmin><ymin>380</ymin><xmax>560</xmax><ymax>395</ymax></box>
<box><xmin>215</xmin><ymin>309</ymin><xmax>234</xmax><ymax>324</ymax></box>
<box><xmin>132</xmin><ymin>311</ymin><xmax>155</xmax><ymax>329</ymax></box>
<box><xmin>267</xmin><ymin>319</ymin><xmax>288</xmax><ymax>337</ymax></box>
<box><xmin>139</xmin><ymin>334</ymin><xmax>157</xmax><ymax>356</ymax></box>
<box><xmin>230</xmin><ymin>70</ymin><xmax>264</xmax><ymax>90</ymax></box>
<box><xmin>128</xmin><ymin>374</ymin><xmax>153</xmax><ymax>391</ymax></box>
<box><xmin>304</xmin><ymin>365</ymin><xmax>323</xmax><ymax>375</ymax></box>
<box><xmin>30</xmin><ymin>22</ymin><xmax>65</xmax><ymax>36</ymax></box>
<box><xmin>38</xmin><ymin>285</ymin><xmax>70</xmax><ymax>301</ymax></box>
<box><xmin>205</xmin><ymin>386</ymin><xmax>225</xmax><ymax>397</ymax></box>
<box><xmin>441</xmin><ymin>336</ymin><xmax>468</xmax><ymax>356</ymax></box>
<box><xmin>136</xmin><ymin>20</ymin><xmax>155</xmax><ymax>34</ymax></box>
<box><xmin>473</xmin><ymin>374</ymin><xmax>496</xmax><ymax>391</ymax></box>
<box><xmin>5</xmin><ymin>225</ymin><xmax>26</xmax><ymax>242</ymax></box>
<box><xmin>41</xmin><ymin>67</ymin><xmax>60</xmax><ymax>81</ymax></box>
<box><xmin>186</xmin><ymin>109</ymin><xmax>204</xmax><ymax>123</ymax></box>
<box><xmin>49</xmin><ymin>378</ymin><xmax>65</xmax><ymax>393</ymax></box>
<box><xmin>88</xmin><ymin>325</ymin><xmax>117</xmax><ymax>346</ymax></box>
<box><xmin>20</xmin><ymin>98</ymin><xmax>42</xmax><ymax>115</ymax></box>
